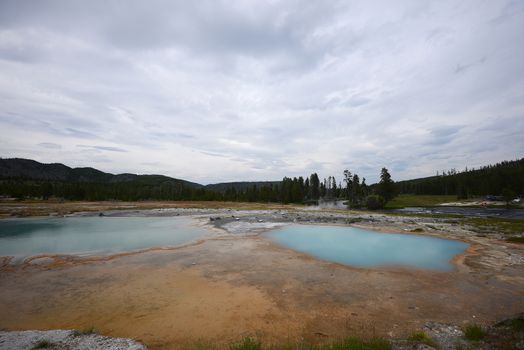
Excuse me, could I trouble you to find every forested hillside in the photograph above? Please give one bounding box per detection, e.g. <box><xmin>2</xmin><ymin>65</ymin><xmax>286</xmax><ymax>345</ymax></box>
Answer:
<box><xmin>396</xmin><ymin>158</ymin><xmax>524</xmax><ymax>197</ymax></box>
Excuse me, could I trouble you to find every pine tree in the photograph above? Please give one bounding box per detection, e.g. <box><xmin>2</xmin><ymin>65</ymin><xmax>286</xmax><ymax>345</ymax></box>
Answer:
<box><xmin>310</xmin><ymin>173</ymin><xmax>320</xmax><ymax>200</ymax></box>
<box><xmin>343</xmin><ymin>169</ymin><xmax>353</xmax><ymax>204</ymax></box>
<box><xmin>377</xmin><ymin>167</ymin><xmax>396</xmax><ymax>203</ymax></box>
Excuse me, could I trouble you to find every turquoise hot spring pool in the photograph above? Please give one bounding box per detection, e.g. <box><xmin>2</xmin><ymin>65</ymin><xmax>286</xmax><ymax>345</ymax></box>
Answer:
<box><xmin>268</xmin><ymin>224</ymin><xmax>468</xmax><ymax>271</ymax></box>
<box><xmin>0</xmin><ymin>216</ymin><xmax>208</xmax><ymax>256</ymax></box>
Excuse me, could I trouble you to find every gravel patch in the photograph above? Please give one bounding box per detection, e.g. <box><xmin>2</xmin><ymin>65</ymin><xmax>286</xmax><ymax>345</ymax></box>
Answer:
<box><xmin>0</xmin><ymin>330</ymin><xmax>147</xmax><ymax>350</ymax></box>
<box><xmin>221</xmin><ymin>221</ymin><xmax>288</xmax><ymax>235</ymax></box>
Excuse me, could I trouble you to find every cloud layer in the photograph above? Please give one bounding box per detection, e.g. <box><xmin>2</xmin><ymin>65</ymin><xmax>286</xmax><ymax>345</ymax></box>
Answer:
<box><xmin>1</xmin><ymin>0</ymin><xmax>523</xmax><ymax>184</ymax></box>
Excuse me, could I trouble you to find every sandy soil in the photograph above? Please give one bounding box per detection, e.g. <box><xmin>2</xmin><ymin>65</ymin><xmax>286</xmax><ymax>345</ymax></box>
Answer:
<box><xmin>0</xmin><ymin>203</ymin><xmax>523</xmax><ymax>349</ymax></box>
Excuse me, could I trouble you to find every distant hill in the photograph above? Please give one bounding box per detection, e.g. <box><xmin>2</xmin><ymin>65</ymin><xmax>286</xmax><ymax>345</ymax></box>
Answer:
<box><xmin>0</xmin><ymin>158</ymin><xmax>202</xmax><ymax>188</ymax></box>
<box><xmin>0</xmin><ymin>158</ymin><xmax>284</xmax><ymax>192</ymax></box>
<box><xmin>0</xmin><ymin>158</ymin><xmax>281</xmax><ymax>201</ymax></box>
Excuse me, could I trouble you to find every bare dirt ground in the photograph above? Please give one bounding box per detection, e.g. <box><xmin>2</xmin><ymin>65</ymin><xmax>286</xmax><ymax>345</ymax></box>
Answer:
<box><xmin>0</xmin><ymin>201</ymin><xmax>523</xmax><ymax>349</ymax></box>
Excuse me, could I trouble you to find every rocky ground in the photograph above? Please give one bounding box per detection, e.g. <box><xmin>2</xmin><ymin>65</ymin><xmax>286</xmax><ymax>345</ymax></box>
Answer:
<box><xmin>0</xmin><ymin>330</ymin><xmax>146</xmax><ymax>350</ymax></box>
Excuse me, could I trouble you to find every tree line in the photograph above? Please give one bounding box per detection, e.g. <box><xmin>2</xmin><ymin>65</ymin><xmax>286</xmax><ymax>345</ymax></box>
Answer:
<box><xmin>3</xmin><ymin>157</ymin><xmax>521</xmax><ymax>207</ymax></box>
<box><xmin>396</xmin><ymin>158</ymin><xmax>524</xmax><ymax>198</ymax></box>
<box><xmin>0</xmin><ymin>167</ymin><xmax>398</xmax><ymax>209</ymax></box>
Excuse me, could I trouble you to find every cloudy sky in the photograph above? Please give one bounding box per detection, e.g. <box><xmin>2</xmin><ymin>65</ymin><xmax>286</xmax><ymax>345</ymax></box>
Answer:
<box><xmin>0</xmin><ymin>1</ymin><xmax>523</xmax><ymax>184</ymax></box>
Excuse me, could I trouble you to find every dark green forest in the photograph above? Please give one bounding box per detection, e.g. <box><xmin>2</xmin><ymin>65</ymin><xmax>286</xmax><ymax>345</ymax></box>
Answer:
<box><xmin>0</xmin><ymin>172</ymin><xmax>355</xmax><ymax>203</ymax></box>
<box><xmin>395</xmin><ymin>158</ymin><xmax>524</xmax><ymax>198</ymax></box>
<box><xmin>0</xmin><ymin>157</ymin><xmax>522</xmax><ymax>205</ymax></box>
<box><xmin>0</xmin><ymin>158</ymin><xmax>377</xmax><ymax>205</ymax></box>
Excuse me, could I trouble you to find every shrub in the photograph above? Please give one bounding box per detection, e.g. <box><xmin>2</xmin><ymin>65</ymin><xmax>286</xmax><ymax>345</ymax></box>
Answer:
<box><xmin>464</xmin><ymin>324</ymin><xmax>486</xmax><ymax>341</ymax></box>
<box><xmin>365</xmin><ymin>195</ymin><xmax>385</xmax><ymax>210</ymax></box>
<box><xmin>407</xmin><ymin>332</ymin><xmax>437</xmax><ymax>347</ymax></box>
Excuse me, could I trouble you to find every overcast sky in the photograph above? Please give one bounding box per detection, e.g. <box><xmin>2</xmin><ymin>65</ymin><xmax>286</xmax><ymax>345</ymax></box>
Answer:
<box><xmin>0</xmin><ymin>1</ymin><xmax>523</xmax><ymax>184</ymax></box>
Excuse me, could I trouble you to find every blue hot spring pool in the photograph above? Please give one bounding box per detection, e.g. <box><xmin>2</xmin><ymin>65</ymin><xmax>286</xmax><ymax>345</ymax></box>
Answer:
<box><xmin>0</xmin><ymin>216</ymin><xmax>208</xmax><ymax>256</ymax></box>
<box><xmin>268</xmin><ymin>225</ymin><xmax>468</xmax><ymax>271</ymax></box>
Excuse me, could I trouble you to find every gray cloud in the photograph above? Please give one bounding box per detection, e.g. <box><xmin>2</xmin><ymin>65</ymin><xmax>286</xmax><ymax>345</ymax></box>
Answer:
<box><xmin>38</xmin><ymin>142</ymin><xmax>61</xmax><ymax>149</ymax></box>
<box><xmin>454</xmin><ymin>57</ymin><xmax>486</xmax><ymax>74</ymax></box>
<box><xmin>425</xmin><ymin>125</ymin><xmax>463</xmax><ymax>146</ymax></box>
<box><xmin>0</xmin><ymin>0</ymin><xmax>523</xmax><ymax>184</ymax></box>
<box><xmin>77</xmin><ymin>145</ymin><xmax>128</xmax><ymax>153</ymax></box>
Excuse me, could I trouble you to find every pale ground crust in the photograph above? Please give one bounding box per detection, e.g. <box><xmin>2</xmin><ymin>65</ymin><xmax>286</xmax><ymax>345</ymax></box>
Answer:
<box><xmin>0</xmin><ymin>330</ymin><xmax>147</xmax><ymax>350</ymax></box>
<box><xmin>0</xmin><ymin>201</ymin><xmax>523</xmax><ymax>350</ymax></box>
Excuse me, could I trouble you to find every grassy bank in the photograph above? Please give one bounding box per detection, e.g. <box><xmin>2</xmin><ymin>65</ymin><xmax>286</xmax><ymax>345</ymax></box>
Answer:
<box><xmin>0</xmin><ymin>199</ymin><xmax>302</xmax><ymax>218</ymax></box>
<box><xmin>385</xmin><ymin>195</ymin><xmax>457</xmax><ymax>209</ymax></box>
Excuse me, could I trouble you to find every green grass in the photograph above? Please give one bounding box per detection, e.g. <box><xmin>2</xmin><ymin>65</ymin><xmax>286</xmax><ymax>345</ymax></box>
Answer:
<box><xmin>385</xmin><ymin>195</ymin><xmax>458</xmax><ymax>209</ymax></box>
<box><xmin>313</xmin><ymin>338</ymin><xmax>391</xmax><ymax>350</ymax></box>
<box><xmin>195</xmin><ymin>337</ymin><xmax>391</xmax><ymax>350</ymax></box>
<box><xmin>407</xmin><ymin>331</ymin><xmax>438</xmax><ymax>348</ymax></box>
<box><xmin>229</xmin><ymin>337</ymin><xmax>262</xmax><ymax>350</ymax></box>
<box><xmin>464</xmin><ymin>324</ymin><xmax>486</xmax><ymax>341</ymax></box>
<box><xmin>381</xmin><ymin>211</ymin><xmax>465</xmax><ymax>219</ymax></box>
<box><xmin>31</xmin><ymin>340</ymin><xmax>53</xmax><ymax>349</ymax></box>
